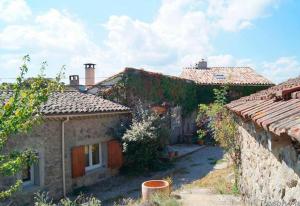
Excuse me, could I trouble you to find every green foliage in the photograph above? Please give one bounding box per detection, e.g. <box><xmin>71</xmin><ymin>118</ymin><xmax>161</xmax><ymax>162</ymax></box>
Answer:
<box><xmin>197</xmin><ymin>86</ymin><xmax>240</xmax><ymax>185</ymax></box>
<box><xmin>34</xmin><ymin>192</ymin><xmax>101</xmax><ymax>206</ymax></box>
<box><xmin>121</xmin><ymin>107</ymin><xmax>168</xmax><ymax>174</ymax></box>
<box><xmin>102</xmin><ymin>69</ymin><xmax>270</xmax><ymax>117</ymax></box>
<box><xmin>0</xmin><ymin>55</ymin><xmax>63</xmax><ymax>200</ymax></box>
<box><xmin>213</xmin><ymin>85</ymin><xmax>228</xmax><ymax>105</ymax></box>
<box><xmin>116</xmin><ymin>194</ymin><xmax>181</xmax><ymax>206</ymax></box>
<box><xmin>197</xmin><ymin>129</ymin><xmax>206</xmax><ymax>140</ymax></box>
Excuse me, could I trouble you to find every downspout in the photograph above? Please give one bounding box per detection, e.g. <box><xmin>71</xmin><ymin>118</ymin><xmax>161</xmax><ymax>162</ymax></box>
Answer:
<box><xmin>62</xmin><ymin>116</ymin><xmax>70</xmax><ymax>197</ymax></box>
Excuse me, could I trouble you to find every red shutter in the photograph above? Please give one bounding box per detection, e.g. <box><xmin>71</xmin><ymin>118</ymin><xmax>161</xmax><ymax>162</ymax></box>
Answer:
<box><xmin>108</xmin><ymin>140</ymin><xmax>123</xmax><ymax>169</ymax></box>
<box><xmin>71</xmin><ymin>146</ymin><xmax>85</xmax><ymax>178</ymax></box>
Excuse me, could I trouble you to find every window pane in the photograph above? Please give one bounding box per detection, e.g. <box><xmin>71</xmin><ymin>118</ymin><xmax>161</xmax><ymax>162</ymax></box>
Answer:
<box><xmin>92</xmin><ymin>144</ymin><xmax>100</xmax><ymax>165</ymax></box>
<box><xmin>22</xmin><ymin>165</ymin><xmax>31</xmax><ymax>182</ymax></box>
<box><xmin>84</xmin><ymin>145</ymin><xmax>90</xmax><ymax>167</ymax></box>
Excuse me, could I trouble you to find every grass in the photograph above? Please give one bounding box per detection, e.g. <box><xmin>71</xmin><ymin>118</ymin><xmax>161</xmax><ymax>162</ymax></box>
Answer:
<box><xmin>185</xmin><ymin>166</ymin><xmax>239</xmax><ymax>195</ymax></box>
<box><xmin>207</xmin><ymin>157</ymin><xmax>226</xmax><ymax>165</ymax></box>
<box><xmin>114</xmin><ymin>194</ymin><xmax>182</xmax><ymax>206</ymax></box>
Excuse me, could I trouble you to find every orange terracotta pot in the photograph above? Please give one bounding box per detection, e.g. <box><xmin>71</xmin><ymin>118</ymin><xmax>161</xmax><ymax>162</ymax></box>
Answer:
<box><xmin>168</xmin><ymin>151</ymin><xmax>176</xmax><ymax>159</ymax></box>
<box><xmin>198</xmin><ymin>140</ymin><xmax>204</xmax><ymax>145</ymax></box>
<box><xmin>142</xmin><ymin>180</ymin><xmax>170</xmax><ymax>201</ymax></box>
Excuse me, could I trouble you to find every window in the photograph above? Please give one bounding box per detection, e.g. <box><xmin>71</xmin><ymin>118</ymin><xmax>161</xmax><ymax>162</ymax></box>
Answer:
<box><xmin>214</xmin><ymin>74</ymin><xmax>226</xmax><ymax>80</ymax></box>
<box><xmin>84</xmin><ymin>143</ymin><xmax>102</xmax><ymax>171</ymax></box>
<box><xmin>22</xmin><ymin>165</ymin><xmax>34</xmax><ymax>186</ymax></box>
<box><xmin>21</xmin><ymin>153</ymin><xmax>40</xmax><ymax>187</ymax></box>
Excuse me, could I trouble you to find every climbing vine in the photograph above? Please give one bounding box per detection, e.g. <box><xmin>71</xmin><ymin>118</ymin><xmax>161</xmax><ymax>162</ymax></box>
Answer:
<box><xmin>102</xmin><ymin>68</ymin><xmax>270</xmax><ymax>116</ymax></box>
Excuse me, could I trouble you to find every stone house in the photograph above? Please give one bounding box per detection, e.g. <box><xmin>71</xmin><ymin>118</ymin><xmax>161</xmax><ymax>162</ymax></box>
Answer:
<box><xmin>227</xmin><ymin>76</ymin><xmax>300</xmax><ymax>205</ymax></box>
<box><xmin>87</xmin><ymin>60</ymin><xmax>273</xmax><ymax>144</ymax></box>
<box><xmin>0</xmin><ymin>91</ymin><xmax>130</xmax><ymax>205</ymax></box>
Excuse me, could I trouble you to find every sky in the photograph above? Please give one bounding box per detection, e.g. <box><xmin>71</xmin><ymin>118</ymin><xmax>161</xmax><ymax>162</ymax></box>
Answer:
<box><xmin>0</xmin><ymin>0</ymin><xmax>299</xmax><ymax>84</ymax></box>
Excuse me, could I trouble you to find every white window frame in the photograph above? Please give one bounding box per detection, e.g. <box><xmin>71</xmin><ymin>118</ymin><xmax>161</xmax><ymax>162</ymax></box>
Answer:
<box><xmin>22</xmin><ymin>165</ymin><xmax>34</xmax><ymax>187</ymax></box>
<box><xmin>85</xmin><ymin>143</ymin><xmax>102</xmax><ymax>172</ymax></box>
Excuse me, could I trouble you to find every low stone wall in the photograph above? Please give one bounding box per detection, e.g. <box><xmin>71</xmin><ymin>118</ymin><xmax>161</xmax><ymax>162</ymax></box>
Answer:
<box><xmin>238</xmin><ymin>119</ymin><xmax>300</xmax><ymax>205</ymax></box>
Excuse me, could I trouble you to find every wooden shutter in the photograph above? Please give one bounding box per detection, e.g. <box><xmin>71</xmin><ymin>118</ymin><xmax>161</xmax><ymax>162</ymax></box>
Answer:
<box><xmin>71</xmin><ymin>146</ymin><xmax>85</xmax><ymax>178</ymax></box>
<box><xmin>107</xmin><ymin>140</ymin><xmax>123</xmax><ymax>169</ymax></box>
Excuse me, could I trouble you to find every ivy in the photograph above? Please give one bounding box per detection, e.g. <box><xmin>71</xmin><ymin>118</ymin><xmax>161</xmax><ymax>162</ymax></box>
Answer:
<box><xmin>102</xmin><ymin>68</ymin><xmax>271</xmax><ymax>116</ymax></box>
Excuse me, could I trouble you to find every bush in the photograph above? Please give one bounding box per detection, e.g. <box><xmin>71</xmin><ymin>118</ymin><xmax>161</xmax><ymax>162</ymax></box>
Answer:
<box><xmin>196</xmin><ymin>86</ymin><xmax>240</xmax><ymax>186</ymax></box>
<box><xmin>115</xmin><ymin>194</ymin><xmax>181</xmax><ymax>206</ymax></box>
<box><xmin>122</xmin><ymin>107</ymin><xmax>168</xmax><ymax>174</ymax></box>
<box><xmin>34</xmin><ymin>192</ymin><xmax>101</xmax><ymax>206</ymax></box>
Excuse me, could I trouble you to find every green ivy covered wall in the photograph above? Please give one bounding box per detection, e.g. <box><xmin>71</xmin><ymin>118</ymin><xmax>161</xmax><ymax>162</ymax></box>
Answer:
<box><xmin>102</xmin><ymin>68</ymin><xmax>271</xmax><ymax>116</ymax></box>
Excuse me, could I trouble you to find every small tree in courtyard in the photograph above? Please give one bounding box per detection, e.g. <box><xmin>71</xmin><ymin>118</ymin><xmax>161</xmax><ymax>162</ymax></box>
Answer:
<box><xmin>197</xmin><ymin>86</ymin><xmax>240</xmax><ymax>186</ymax></box>
<box><xmin>0</xmin><ymin>55</ymin><xmax>63</xmax><ymax>200</ymax></box>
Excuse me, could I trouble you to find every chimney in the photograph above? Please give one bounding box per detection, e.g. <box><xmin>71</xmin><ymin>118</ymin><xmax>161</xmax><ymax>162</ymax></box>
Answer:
<box><xmin>69</xmin><ymin>75</ymin><xmax>79</xmax><ymax>87</ymax></box>
<box><xmin>84</xmin><ymin>63</ymin><xmax>96</xmax><ymax>86</ymax></box>
<box><xmin>195</xmin><ymin>59</ymin><xmax>208</xmax><ymax>69</ymax></box>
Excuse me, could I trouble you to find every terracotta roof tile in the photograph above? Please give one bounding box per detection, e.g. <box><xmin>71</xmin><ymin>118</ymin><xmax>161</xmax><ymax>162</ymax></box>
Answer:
<box><xmin>180</xmin><ymin>67</ymin><xmax>274</xmax><ymax>85</ymax></box>
<box><xmin>227</xmin><ymin>76</ymin><xmax>300</xmax><ymax>140</ymax></box>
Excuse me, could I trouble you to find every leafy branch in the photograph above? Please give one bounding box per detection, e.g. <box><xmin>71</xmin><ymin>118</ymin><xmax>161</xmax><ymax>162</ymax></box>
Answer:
<box><xmin>0</xmin><ymin>55</ymin><xmax>64</xmax><ymax>200</ymax></box>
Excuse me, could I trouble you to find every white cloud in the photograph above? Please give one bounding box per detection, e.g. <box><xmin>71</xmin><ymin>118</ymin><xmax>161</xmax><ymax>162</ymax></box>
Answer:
<box><xmin>0</xmin><ymin>0</ymin><xmax>286</xmax><ymax>83</ymax></box>
<box><xmin>0</xmin><ymin>0</ymin><xmax>31</xmax><ymax>22</ymax></box>
<box><xmin>0</xmin><ymin>8</ymin><xmax>109</xmax><ymax>83</ymax></box>
<box><xmin>102</xmin><ymin>0</ymin><xmax>280</xmax><ymax>73</ymax></box>
<box><xmin>207</xmin><ymin>54</ymin><xmax>254</xmax><ymax>68</ymax></box>
<box><xmin>207</xmin><ymin>0</ymin><xmax>279</xmax><ymax>31</ymax></box>
<box><xmin>261</xmin><ymin>57</ymin><xmax>300</xmax><ymax>84</ymax></box>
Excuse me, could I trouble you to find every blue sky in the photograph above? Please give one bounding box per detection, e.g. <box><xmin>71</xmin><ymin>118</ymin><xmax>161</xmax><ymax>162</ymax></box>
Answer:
<box><xmin>0</xmin><ymin>0</ymin><xmax>299</xmax><ymax>84</ymax></box>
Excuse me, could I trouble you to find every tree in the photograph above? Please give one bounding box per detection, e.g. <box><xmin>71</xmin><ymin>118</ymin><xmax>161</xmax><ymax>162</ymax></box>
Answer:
<box><xmin>197</xmin><ymin>86</ymin><xmax>240</xmax><ymax>186</ymax></box>
<box><xmin>0</xmin><ymin>55</ymin><xmax>63</xmax><ymax>200</ymax></box>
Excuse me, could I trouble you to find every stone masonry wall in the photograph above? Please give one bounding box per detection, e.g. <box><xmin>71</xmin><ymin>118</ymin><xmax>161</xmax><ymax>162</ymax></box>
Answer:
<box><xmin>0</xmin><ymin>113</ymin><xmax>127</xmax><ymax>206</ymax></box>
<box><xmin>238</xmin><ymin>119</ymin><xmax>300</xmax><ymax>205</ymax></box>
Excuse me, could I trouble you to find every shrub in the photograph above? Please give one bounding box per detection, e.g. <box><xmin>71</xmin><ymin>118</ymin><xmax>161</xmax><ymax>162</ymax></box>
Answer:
<box><xmin>115</xmin><ymin>194</ymin><xmax>181</xmax><ymax>206</ymax></box>
<box><xmin>34</xmin><ymin>192</ymin><xmax>101</xmax><ymax>206</ymax></box>
<box><xmin>122</xmin><ymin>107</ymin><xmax>168</xmax><ymax>174</ymax></box>
<box><xmin>196</xmin><ymin>86</ymin><xmax>240</xmax><ymax>187</ymax></box>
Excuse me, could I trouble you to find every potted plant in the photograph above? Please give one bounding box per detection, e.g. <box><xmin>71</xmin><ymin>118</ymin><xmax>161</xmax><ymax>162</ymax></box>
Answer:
<box><xmin>197</xmin><ymin>129</ymin><xmax>206</xmax><ymax>145</ymax></box>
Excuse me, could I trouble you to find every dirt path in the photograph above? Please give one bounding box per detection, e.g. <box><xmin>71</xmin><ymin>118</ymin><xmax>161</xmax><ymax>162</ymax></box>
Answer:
<box><xmin>80</xmin><ymin>146</ymin><xmax>243</xmax><ymax>206</ymax></box>
<box><xmin>178</xmin><ymin>188</ymin><xmax>243</xmax><ymax>206</ymax></box>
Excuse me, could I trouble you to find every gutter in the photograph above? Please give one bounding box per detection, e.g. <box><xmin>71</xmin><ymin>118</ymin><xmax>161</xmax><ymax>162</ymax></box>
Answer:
<box><xmin>62</xmin><ymin>116</ymin><xmax>70</xmax><ymax>197</ymax></box>
<box><xmin>44</xmin><ymin>110</ymin><xmax>131</xmax><ymax>119</ymax></box>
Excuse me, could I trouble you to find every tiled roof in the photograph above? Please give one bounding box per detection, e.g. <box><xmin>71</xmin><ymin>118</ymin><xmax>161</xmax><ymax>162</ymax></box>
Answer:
<box><xmin>226</xmin><ymin>76</ymin><xmax>300</xmax><ymax>141</ymax></box>
<box><xmin>94</xmin><ymin>67</ymin><xmax>190</xmax><ymax>86</ymax></box>
<box><xmin>0</xmin><ymin>91</ymin><xmax>130</xmax><ymax>116</ymax></box>
<box><xmin>180</xmin><ymin>67</ymin><xmax>274</xmax><ymax>85</ymax></box>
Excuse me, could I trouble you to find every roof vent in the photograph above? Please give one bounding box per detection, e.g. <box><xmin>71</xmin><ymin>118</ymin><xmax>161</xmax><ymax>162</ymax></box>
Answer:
<box><xmin>195</xmin><ymin>59</ymin><xmax>208</xmax><ymax>69</ymax></box>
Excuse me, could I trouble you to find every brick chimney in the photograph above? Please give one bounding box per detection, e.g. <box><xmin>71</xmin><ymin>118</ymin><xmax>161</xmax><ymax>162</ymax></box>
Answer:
<box><xmin>69</xmin><ymin>75</ymin><xmax>79</xmax><ymax>87</ymax></box>
<box><xmin>84</xmin><ymin>63</ymin><xmax>95</xmax><ymax>86</ymax></box>
<box><xmin>195</xmin><ymin>59</ymin><xmax>208</xmax><ymax>69</ymax></box>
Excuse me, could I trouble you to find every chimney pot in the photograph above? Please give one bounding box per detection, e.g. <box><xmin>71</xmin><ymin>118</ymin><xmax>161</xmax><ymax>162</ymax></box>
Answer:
<box><xmin>84</xmin><ymin>63</ymin><xmax>96</xmax><ymax>86</ymax></box>
<box><xmin>195</xmin><ymin>59</ymin><xmax>208</xmax><ymax>69</ymax></box>
<box><xmin>69</xmin><ymin>75</ymin><xmax>79</xmax><ymax>88</ymax></box>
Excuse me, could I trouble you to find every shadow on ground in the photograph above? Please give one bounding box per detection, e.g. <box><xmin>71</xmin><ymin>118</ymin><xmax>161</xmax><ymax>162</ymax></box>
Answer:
<box><xmin>70</xmin><ymin>146</ymin><xmax>223</xmax><ymax>206</ymax></box>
